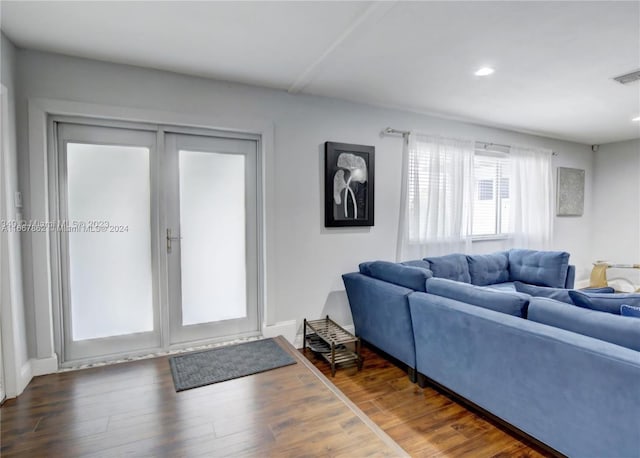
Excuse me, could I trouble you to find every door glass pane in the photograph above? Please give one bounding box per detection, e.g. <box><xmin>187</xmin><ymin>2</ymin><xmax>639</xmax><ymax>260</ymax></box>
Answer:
<box><xmin>179</xmin><ymin>150</ymin><xmax>246</xmax><ymax>325</ymax></box>
<box><xmin>67</xmin><ymin>143</ymin><xmax>153</xmax><ymax>340</ymax></box>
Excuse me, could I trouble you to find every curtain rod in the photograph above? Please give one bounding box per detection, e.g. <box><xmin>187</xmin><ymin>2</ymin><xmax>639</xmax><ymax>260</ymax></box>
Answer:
<box><xmin>382</xmin><ymin>127</ymin><xmax>410</xmax><ymax>144</ymax></box>
<box><xmin>477</xmin><ymin>141</ymin><xmax>558</xmax><ymax>156</ymax></box>
<box><xmin>383</xmin><ymin>127</ymin><xmax>410</xmax><ymax>136</ymax></box>
<box><xmin>382</xmin><ymin>127</ymin><xmax>558</xmax><ymax>156</ymax></box>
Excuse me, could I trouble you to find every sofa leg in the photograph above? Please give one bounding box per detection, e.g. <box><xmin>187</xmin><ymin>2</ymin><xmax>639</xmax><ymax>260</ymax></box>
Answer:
<box><xmin>416</xmin><ymin>373</ymin><xmax>428</xmax><ymax>388</ymax></box>
<box><xmin>407</xmin><ymin>367</ymin><xmax>417</xmax><ymax>383</ymax></box>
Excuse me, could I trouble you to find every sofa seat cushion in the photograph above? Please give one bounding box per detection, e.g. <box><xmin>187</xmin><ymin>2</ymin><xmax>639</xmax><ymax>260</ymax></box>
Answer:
<box><xmin>568</xmin><ymin>291</ymin><xmax>640</xmax><ymax>315</ymax></box>
<box><xmin>424</xmin><ymin>254</ymin><xmax>471</xmax><ymax>283</ymax></box>
<box><xmin>367</xmin><ymin>261</ymin><xmax>432</xmax><ymax>292</ymax></box>
<box><xmin>467</xmin><ymin>252</ymin><xmax>509</xmax><ymax>286</ymax></box>
<box><xmin>425</xmin><ymin>277</ymin><xmax>530</xmax><ymax>317</ymax></box>
<box><xmin>401</xmin><ymin>259</ymin><xmax>432</xmax><ymax>271</ymax></box>
<box><xmin>514</xmin><ymin>282</ymin><xmax>615</xmax><ymax>304</ymax></box>
<box><xmin>528</xmin><ymin>297</ymin><xmax>640</xmax><ymax>351</ymax></box>
<box><xmin>482</xmin><ymin>282</ymin><xmax>516</xmax><ymax>292</ymax></box>
<box><xmin>508</xmin><ymin>249</ymin><xmax>570</xmax><ymax>288</ymax></box>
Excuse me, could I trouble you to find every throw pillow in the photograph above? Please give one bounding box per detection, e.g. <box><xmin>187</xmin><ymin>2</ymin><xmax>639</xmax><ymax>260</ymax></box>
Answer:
<box><xmin>620</xmin><ymin>304</ymin><xmax>640</xmax><ymax>318</ymax></box>
<box><xmin>568</xmin><ymin>291</ymin><xmax>640</xmax><ymax>315</ymax></box>
<box><xmin>514</xmin><ymin>282</ymin><xmax>614</xmax><ymax>304</ymax></box>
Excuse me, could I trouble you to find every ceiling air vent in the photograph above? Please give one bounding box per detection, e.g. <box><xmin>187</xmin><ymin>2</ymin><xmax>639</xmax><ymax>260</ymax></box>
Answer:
<box><xmin>613</xmin><ymin>69</ymin><xmax>640</xmax><ymax>85</ymax></box>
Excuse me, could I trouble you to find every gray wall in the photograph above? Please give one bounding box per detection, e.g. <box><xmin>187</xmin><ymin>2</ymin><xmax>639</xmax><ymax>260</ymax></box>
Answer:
<box><xmin>592</xmin><ymin>139</ymin><xmax>640</xmax><ymax>288</ymax></box>
<box><xmin>15</xmin><ymin>49</ymin><xmax>594</xmax><ymax>356</ymax></box>
<box><xmin>1</xmin><ymin>32</ymin><xmax>30</xmax><ymax>395</ymax></box>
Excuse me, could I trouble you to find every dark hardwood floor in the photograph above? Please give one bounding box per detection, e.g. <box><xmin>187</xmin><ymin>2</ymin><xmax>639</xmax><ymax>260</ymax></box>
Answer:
<box><xmin>1</xmin><ymin>336</ymin><xmax>551</xmax><ymax>457</ymax></box>
<box><xmin>302</xmin><ymin>344</ymin><xmax>551</xmax><ymax>458</ymax></box>
<box><xmin>0</xmin><ymin>337</ymin><xmax>404</xmax><ymax>457</ymax></box>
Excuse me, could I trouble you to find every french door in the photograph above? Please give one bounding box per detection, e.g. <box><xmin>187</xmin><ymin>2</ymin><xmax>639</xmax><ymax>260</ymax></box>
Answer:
<box><xmin>165</xmin><ymin>133</ymin><xmax>259</xmax><ymax>345</ymax></box>
<box><xmin>56</xmin><ymin>122</ymin><xmax>260</xmax><ymax>364</ymax></box>
<box><xmin>57</xmin><ymin>123</ymin><xmax>160</xmax><ymax>362</ymax></box>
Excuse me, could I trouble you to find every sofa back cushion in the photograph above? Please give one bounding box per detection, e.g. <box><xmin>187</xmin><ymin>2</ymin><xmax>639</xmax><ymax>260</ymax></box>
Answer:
<box><xmin>368</xmin><ymin>261</ymin><xmax>432</xmax><ymax>292</ymax></box>
<box><xmin>514</xmin><ymin>282</ymin><xmax>615</xmax><ymax>304</ymax></box>
<box><xmin>425</xmin><ymin>277</ymin><xmax>530</xmax><ymax>317</ymax></box>
<box><xmin>467</xmin><ymin>252</ymin><xmax>509</xmax><ymax>286</ymax></box>
<box><xmin>528</xmin><ymin>297</ymin><xmax>640</xmax><ymax>351</ymax></box>
<box><xmin>358</xmin><ymin>261</ymin><xmax>374</xmax><ymax>276</ymax></box>
<box><xmin>424</xmin><ymin>254</ymin><xmax>471</xmax><ymax>283</ymax></box>
<box><xmin>568</xmin><ymin>291</ymin><xmax>640</xmax><ymax>315</ymax></box>
<box><xmin>508</xmin><ymin>249</ymin><xmax>570</xmax><ymax>288</ymax></box>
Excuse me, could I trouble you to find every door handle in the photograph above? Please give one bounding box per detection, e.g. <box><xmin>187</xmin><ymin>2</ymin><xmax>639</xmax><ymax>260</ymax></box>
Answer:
<box><xmin>166</xmin><ymin>228</ymin><xmax>182</xmax><ymax>253</ymax></box>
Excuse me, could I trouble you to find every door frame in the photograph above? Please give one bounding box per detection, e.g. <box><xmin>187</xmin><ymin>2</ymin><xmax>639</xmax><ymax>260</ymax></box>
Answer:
<box><xmin>48</xmin><ymin>114</ymin><xmax>266</xmax><ymax>367</ymax></box>
<box><xmin>0</xmin><ymin>85</ymin><xmax>9</xmax><ymax>400</ymax></box>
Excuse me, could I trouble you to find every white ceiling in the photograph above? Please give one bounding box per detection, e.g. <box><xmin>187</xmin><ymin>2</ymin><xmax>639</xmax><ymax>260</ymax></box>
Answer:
<box><xmin>2</xmin><ymin>1</ymin><xmax>639</xmax><ymax>145</ymax></box>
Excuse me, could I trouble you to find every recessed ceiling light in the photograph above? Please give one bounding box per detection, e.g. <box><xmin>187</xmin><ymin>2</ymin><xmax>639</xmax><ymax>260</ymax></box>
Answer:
<box><xmin>633</xmin><ymin>116</ymin><xmax>640</xmax><ymax>122</ymax></box>
<box><xmin>474</xmin><ymin>67</ymin><xmax>495</xmax><ymax>77</ymax></box>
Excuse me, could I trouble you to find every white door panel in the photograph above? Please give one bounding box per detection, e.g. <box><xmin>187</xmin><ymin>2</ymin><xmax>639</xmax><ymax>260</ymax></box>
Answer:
<box><xmin>57</xmin><ymin>123</ymin><xmax>160</xmax><ymax>362</ymax></box>
<box><xmin>165</xmin><ymin>133</ymin><xmax>259</xmax><ymax>344</ymax></box>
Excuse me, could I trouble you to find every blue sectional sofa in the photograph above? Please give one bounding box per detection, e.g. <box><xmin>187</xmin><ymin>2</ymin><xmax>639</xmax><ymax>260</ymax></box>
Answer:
<box><xmin>343</xmin><ymin>249</ymin><xmax>575</xmax><ymax>379</ymax></box>
<box><xmin>343</xmin><ymin>249</ymin><xmax>640</xmax><ymax>457</ymax></box>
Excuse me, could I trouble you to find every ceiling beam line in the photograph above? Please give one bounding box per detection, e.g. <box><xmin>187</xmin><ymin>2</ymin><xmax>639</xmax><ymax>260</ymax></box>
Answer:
<box><xmin>287</xmin><ymin>1</ymin><xmax>397</xmax><ymax>95</ymax></box>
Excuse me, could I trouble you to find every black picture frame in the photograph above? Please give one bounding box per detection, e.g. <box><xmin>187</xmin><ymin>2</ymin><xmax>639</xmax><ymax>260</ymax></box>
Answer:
<box><xmin>324</xmin><ymin>141</ymin><xmax>375</xmax><ymax>227</ymax></box>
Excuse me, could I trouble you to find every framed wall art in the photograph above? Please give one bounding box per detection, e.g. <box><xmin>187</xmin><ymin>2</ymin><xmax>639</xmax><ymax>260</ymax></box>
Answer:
<box><xmin>556</xmin><ymin>166</ymin><xmax>585</xmax><ymax>216</ymax></box>
<box><xmin>324</xmin><ymin>141</ymin><xmax>375</xmax><ymax>227</ymax></box>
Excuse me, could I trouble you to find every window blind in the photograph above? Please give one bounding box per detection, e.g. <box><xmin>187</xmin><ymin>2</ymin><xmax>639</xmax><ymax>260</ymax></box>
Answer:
<box><xmin>472</xmin><ymin>153</ymin><xmax>510</xmax><ymax>236</ymax></box>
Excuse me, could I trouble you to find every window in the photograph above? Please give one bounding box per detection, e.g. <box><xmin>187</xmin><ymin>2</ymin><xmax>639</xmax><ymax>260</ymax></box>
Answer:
<box><xmin>477</xmin><ymin>179</ymin><xmax>494</xmax><ymax>200</ymax></box>
<box><xmin>472</xmin><ymin>153</ymin><xmax>510</xmax><ymax>237</ymax></box>
<box><xmin>399</xmin><ymin>135</ymin><xmax>553</xmax><ymax>258</ymax></box>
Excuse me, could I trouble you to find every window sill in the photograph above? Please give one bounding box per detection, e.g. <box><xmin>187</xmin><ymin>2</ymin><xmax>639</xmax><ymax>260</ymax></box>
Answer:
<box><xmin>472</xmin><ymin>235</ymin><xmax>511</xmax><ymax>243</ymax></box>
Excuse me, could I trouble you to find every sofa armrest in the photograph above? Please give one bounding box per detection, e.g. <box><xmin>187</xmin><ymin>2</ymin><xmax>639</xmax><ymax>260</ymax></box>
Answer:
<box><xmin>565</xmin><ymin>265</ymin><xmax>575</xmax><ymax>289</ymax></box>
<box><xmin>342</xmin><ymin>272</ymin><xmax>416</xmax><ymax>368</ymax></box>
<box><xmin>367</xmin><ymin>261</ymin><xmax>432</xmax><ymax>292</ymax></box>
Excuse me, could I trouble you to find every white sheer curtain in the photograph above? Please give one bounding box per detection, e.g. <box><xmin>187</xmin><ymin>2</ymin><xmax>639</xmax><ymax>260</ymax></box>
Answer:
<box><xmin>396</xmin><ymin>133</ymin><xmax>475</xmax><ymax>261</ymax></box>
<box><xmin>506</xmin><ymin>145</ymin><xmax>553</xmax><ymax>249</ymax></box>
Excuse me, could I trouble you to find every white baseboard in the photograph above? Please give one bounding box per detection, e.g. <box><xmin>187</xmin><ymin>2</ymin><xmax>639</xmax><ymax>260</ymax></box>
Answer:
<box><xmin>262</xmin><ymin>320</ymin><xmax>297</xmax><ymax>346</ymax></box>
<box><xmin>11</xmin><ymin>354</ymin><xmax>59</xmax><ymax>398</ymax></box>
<box><xmin>31</xmin><ymin>354</ymin><xmax>59</xmax><ymax>376</ymax></box>
<box><xmin>17</xmin><ymin>360</ymin><xmax>32</xmax><ymax>395</ymax></box>
<box><xmin>295</xmin><ymin>324</ymin><xmax>355</xmax><ymax>349</ymax></box>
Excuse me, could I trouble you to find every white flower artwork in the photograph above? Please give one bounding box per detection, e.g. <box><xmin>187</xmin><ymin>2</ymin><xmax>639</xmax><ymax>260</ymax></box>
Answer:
<box><xmin>333</xmin><ymin>153</ymin><xmax>368</xmax><ymax>218</ymax></box>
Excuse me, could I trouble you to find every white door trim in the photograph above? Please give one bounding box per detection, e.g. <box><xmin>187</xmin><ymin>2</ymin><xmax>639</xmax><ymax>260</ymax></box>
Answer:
<box><xmin>0</xmin><ymin>84</ymin><xmax>10</xmax><ymax>399</ymax></box>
